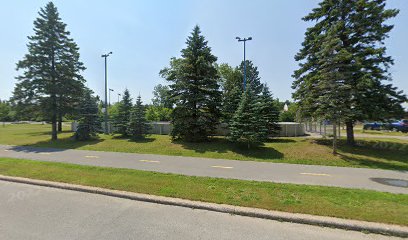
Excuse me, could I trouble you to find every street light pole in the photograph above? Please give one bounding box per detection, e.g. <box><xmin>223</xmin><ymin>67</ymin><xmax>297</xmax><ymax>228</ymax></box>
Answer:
<box><xmin>236</xmin><ymin>37</ymin><xmax>252</xmax><ymax>90</ymax></box>
<box><xmin>118</xmin><ymin>93</ymin><xmax>121</xmax><ymax>103</ymax></box>
<box><xmin>101</xmin><ymin>52</ymin><xmax>113</xmax><ymax>134</ymax></box>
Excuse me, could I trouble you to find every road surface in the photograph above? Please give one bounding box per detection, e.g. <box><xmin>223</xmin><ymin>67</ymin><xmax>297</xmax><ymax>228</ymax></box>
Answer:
<box><xmin>0</xmin><ymin>181</ymin><xmax>402</xmax><ymax>240</ymax></box>
<box><xmin>0</xmin><ymin>145</ymin><xmax>407</xmax><ymax>194</ymax></box>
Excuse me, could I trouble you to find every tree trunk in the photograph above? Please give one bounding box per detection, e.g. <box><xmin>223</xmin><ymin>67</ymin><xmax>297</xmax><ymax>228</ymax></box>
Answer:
<box><xmin>51</xmin><ymin>46</ymin><xmax>58</xmax><ymax>140</ymax></box>
<box><xmin>332</xmin><ymin>120</ymin><xmax>337</xmax><ymax>155</ymax></box>
<box><xmin>58</xmin><ymin>113</ymin><xmax>63</xmax><ymax>132</ymax></box>
<box><xmin>51</xmin><ymin>98</ymin><xmax>58</xmax><ymax>141</ymax></box>
<box><xmin>345</xmin><ymin>120</ymin><xmax>355</xmax><ymax>146</ymax></box>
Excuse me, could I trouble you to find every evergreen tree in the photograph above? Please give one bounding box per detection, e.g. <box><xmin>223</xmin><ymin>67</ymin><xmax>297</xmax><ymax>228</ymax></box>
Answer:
<box><xmin>229</xmin><ymin>85</ymin><xmax>268</xmax><ymax>149</ymax></box>
<box><xmin>128</xmin><ymin>95</ymin><xmax>150</xmax><ymax>139</ymax></box>
<box><xmin>113</xmin><ymin>89</ymin><xmax>133</xmax><ymax>136</ymax></box>
<box><xmin>315</xmin><ymin>22</ymin><xmax>354</xmax><ymax>153</ymax></box>
<box><xmin>13</xmin><ymin>2</ymin><xmax>86</xmax><ymax>140</ymax></box>
<box><xmin>75</xmin><ymin>89</ymin><xmax>100</xmax><ymax>140</ymax></box>
<box><xmin>239</xmin><ymin>60</ymin><xmax>264</xmax><ymax>95</ymax></box>
<box><xmin>259</xmin><ymin>85</ymin><xmax>280</xmax><ymax>136</ymax></box>
<box><xmin>160</xmin><ymin>25</ymin><xmax>222</xmax><ymax>142</ymax></box>
<box><xmin>56</xmin><ymin>36</ymin><xmax>86</xmax><ymax>131</ymax></box>
<box><xmin>293</xmin><ymin>0</ymin><xmax>406</xmax><ymax>145</ymax></box>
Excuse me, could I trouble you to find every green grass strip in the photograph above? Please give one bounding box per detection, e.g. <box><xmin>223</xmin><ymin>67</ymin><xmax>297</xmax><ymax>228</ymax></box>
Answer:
<box><xmin>0</xmin><ymin>157</ymin><xmax>407</xmax><ymax>226</ymax></box>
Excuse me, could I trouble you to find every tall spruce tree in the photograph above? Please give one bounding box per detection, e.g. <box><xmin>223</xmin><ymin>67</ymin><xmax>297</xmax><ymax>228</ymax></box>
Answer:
<box><xmin>57</xmin><ymin>37</ymin><xmax>86</xmax><ymax>131</ymax></box>
<box><xmin>239</xmin><ymin>60</ymin><xmax>264</xmax><ymax>95</ymax></box>
<box><xmin>13</xmin><ymin>2</ymin><xmax>86</xmax><ymax>140</ymax></box>
<box><xmin>113</xmin><ymin>89</ymin><xmax>133</xmax><ymax>136</ymax></box>
<box><xmin>229</xmin><ymin>85</ymin><xmax>269</xmax><ymax>149</ymax></box>
<box><xmin>293</xmin><ymin>0</ymin><xmax>406</xmax><ymax>145</ymax></box>
<box><xmin>316</xmin><ymin>22</ymin><xmax>354</xmax><ymax>153</ymax></box>
<box><xmin>260</xmin><ymin>85</ymin><xmax>280</xmax><ymax>136</ymax></box>
<box><xmin>128</xmin><ymin>95</ymin><xmax>150</xmax><ymax>139</ymax></box>
<box><xmin>75</xmin><ymin>89</ymin><xmax>100</xmax><ymax>141</ymax></box>
<box><xmin>160</xmin><ymin>25</ymin><xmax>221</xmax><ymax>142</ymax></box>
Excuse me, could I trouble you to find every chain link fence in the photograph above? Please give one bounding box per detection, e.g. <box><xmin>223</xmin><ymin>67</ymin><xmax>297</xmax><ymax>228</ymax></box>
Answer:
<box><xmin>304</xmin><ymin>121</ymin><xmax>341</xmax><ymax>137</ymax></box>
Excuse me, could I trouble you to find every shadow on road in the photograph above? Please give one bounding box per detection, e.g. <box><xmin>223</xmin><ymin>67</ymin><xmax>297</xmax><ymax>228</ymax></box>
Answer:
<box><xmin>370</xmin><ymin>178</ymin><xmax>408</xmax><ymax>188</ymax></box>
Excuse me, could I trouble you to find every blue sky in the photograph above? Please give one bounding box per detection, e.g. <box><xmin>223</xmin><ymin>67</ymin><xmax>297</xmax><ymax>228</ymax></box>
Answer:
<box><xmin>0</xmin><ymin>0</ymin><xmax>407</xmax><ymax>105</ymax></box>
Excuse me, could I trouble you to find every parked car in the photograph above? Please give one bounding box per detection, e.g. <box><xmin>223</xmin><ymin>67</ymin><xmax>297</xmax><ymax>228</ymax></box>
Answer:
<box><xmin>388</xmin><ymin>119</ymin><xmax>408</xmax><ymax>133</ymax></box>
<box><xmin>363</xmin><ymin>122</ymin><xmax>384</xmax><ymax>130</ymax></box>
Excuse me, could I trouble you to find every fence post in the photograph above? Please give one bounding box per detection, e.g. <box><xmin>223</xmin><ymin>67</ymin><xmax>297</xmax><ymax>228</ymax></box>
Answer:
<box><xmin>319</xmin><ymin>121</ymin><xmax>322</xmax><ymax>134</ymax></box>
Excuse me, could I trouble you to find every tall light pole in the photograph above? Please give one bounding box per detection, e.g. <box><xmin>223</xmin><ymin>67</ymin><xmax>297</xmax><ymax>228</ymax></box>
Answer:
<box><xmin>102</xmin><ymin>51</ymin><xmax>113</xmax><ymax>134</ymax></box>
<box><xmin>117</xmin><ymin>93</ymin><xmax>121</xmax><ymax>103</ymax></box>
<box><xmin>236</xmin><ymin>36</ymin><xmax>252</xmax><ymax>90</ymax></box>
<box><xmin>109</xmin><ymin>88</ymin><xmax>114</xmax><ymax>106</ymax></box>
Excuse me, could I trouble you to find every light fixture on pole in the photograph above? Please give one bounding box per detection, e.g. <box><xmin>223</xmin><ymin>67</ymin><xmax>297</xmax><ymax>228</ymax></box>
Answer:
<box><xmin>101</xmin><ymin>51</ymin><xmax>113</xmax><ymax>134</ymax></box>
<box><xmin>236</xmin><ymin>36</ymin><xmax>252</xmax><ymax>90</ymax></box>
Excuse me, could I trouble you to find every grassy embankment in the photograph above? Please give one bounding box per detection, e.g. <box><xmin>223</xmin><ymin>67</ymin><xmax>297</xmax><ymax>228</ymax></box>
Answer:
<box><xmin>0</xmin><ymin>157</ymin><xmax>406</xmax><ymax>226</ymax></box>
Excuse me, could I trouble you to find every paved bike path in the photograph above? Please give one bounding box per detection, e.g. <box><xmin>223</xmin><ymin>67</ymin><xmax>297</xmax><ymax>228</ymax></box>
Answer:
<box><xmin>0</xmin><ymin>144</ymin><xmax>406</xmax><ymax>194</ymax></box>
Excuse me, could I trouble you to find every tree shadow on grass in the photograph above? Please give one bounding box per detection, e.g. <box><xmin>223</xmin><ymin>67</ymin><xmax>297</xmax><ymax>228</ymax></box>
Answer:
<box><xmin>111</xmin><ymin>134</ymin><xmax>156</xmax><ymax>143</ymax></box>
<box><xmin>313</xmin><ymin>138</ymin><xmax>408</xmax><ymax>171</ymax></box>
<box><xmin>13</xmin><ymin>134</ymin><xmax>105</xmax><ymax>152</ymax></box>
<box><xmin>127</xmin><ymin>137</ymin><xmax>156</xmax><ymax>143</ymax></box>
<box><xmin>173</xmin><ymin>137</ymin><xmax>284</xmax><ymax>160</ymax></box>
<box><xmin>265</xmin><ymin>138</ymin><xmax>297</xmax><ymax>143</ymax></box>
<box><xmin>15</xmin><ymin>130</ymin><xmax>73</xmax><ymax>137</ymax></box>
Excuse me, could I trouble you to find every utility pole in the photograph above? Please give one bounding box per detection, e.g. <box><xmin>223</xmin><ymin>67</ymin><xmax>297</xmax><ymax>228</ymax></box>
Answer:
<box><xmin>236</xmin><ymin>37</ymin><xmax>252</xmax><ymax>90</ymax></box>
<box><xmin>118</xmin><ymin>93</ymin><xmax>121</xmax><ymax>103</ymax></box>
<box><xmin>101</xmin><ymin>52</ymin><xmax>113</xmax><ymax>134</ymax></box>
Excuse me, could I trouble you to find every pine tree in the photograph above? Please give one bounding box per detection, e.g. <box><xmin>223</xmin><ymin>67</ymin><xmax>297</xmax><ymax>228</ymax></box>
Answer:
<box><xmin>259</xmin><ymin>85</ymin><xmax>280</xmax><ymax>136</ymax></box>
<box><xmin>128</xmin><ymin>95</ymin><xmax>150</xmax><ymax>139</ymax></box>
<box><xmin>75</xmin><ymin>89</ymin><xmax>100</xmax><ymax>140</ymax></box>
<box><xmin>160</xmin><ymin>25</ymin><xmax>222</xmax><ymax>142</ymax></box>
<box><xmin>293</xmin><ymin>0</ymin><xmax>406</xmax><ymax>146</ymax></box>
<box><xmin>229</xmin><ymin>85</ymin><xmax>268</xmax><ymax>149</ymax></box>
<box><xmin>239</xmin><ymin>60</ymin><xmax>264</xmax><ymax>95</ymax></box>
<box><xmin>315</xmin><ymin>22</ymin><xmax>354</xmax><ymax>154</ymax></box>
<box><xmin>13</xmin><ymin>2</ymin><xmax>86</xmax><ymax>140</ymax></box>
<box><xmin>112</xmin><ymin>89</ymin><xmax>133</xmax><ymax>136</ymax></box>
<box><xmin>57</xmin><ymin>37</ymin><xmax>86</xmax><ymax>131</ymax></box>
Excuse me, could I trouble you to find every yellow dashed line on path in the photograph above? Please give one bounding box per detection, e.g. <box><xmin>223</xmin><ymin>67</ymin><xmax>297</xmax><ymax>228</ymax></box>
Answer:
<box><xmin>211</xmin><ymin>165</ymin><xmax>234</xmax><ymax>169</ymax></box>
<box><xmin>139</xmin><ymin>160</ymin><xmax>160</xmax><ymax>163</ymax></box>
<box><xmin>300</xmin><ymin>173</ymin><xmax>331</xmax><ymax>177</ymax></box>
<box><xmin>39</xmin><ymin>152</ymin><xmax>51</xmax><ymax>155</ymax></box>
<box><xmin>4</xmin><ymin>150</ymin><xmax>10</xmax><ymax>152</ymax></box>
<box><xmin>85</xmin><ymin>156</ymin><xmax>99</xmax><ymax>159</ymax></box>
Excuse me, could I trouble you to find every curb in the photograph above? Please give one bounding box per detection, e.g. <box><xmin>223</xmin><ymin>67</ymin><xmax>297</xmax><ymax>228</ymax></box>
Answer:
<box><xmin>1</xmin><ymin>175</ymin><xmax>407</xmax><ymax>238</ymax></box>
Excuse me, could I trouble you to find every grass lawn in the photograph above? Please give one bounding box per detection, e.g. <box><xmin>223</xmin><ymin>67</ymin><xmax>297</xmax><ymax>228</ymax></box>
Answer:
<box><xmin>0</xmin><ymin>157</ymin><xmax>406</xmax><ymax>226</ymax></box>
<box><xmin>0</xmin><ymin>124</ymin><xmax>407</xmax><ymax>170</ymax></box>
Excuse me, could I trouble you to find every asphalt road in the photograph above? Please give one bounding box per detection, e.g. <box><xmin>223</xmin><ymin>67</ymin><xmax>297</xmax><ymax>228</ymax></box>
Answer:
<box><xmin>0</xmin><ymin>181</ymin><xmax>402</xmax><ymax>240</ymax></box>
<box><xmin>0</xmin><ymin>145</ymin><xmax>408</xmax><ymax>194</ymax></box>
<box><xmin>0</xmin><ymin>144</ymin><xmax>407</xmax><ymax>194</ymax></box>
